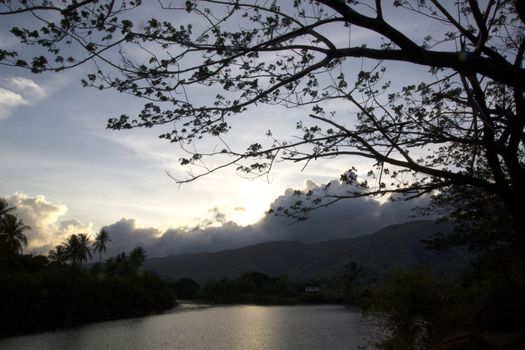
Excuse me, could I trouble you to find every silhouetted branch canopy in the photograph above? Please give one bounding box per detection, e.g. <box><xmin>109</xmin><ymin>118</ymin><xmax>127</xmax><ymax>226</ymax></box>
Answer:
<box><xmin>1</xmin><ymin>0</ymin><xmax>524</xmax><ymax>230</ymax></box>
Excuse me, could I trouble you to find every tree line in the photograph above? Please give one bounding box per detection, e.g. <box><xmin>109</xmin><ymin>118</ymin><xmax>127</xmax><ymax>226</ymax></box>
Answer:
<box><xmin>170</xmin><ymin>263</ymin><xmax>363</xmax><ymax>305</ymax></box>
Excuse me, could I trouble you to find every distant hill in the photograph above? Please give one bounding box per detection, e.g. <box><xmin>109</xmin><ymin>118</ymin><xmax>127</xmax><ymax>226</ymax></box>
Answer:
<box><xmin>144</xmin><ymin>220</ymin><xmax>470</xmax><ymax>283</ymax></box>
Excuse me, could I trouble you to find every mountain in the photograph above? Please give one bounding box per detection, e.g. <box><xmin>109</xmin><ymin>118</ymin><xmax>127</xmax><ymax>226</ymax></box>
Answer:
<box><xmin>144</xmin><ymin>220</ymin><xmax>469</xmax><ymax>283</ymax></box>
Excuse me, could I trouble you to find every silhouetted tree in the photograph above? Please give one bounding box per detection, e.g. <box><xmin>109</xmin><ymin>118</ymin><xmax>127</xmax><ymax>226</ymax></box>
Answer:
<box><xmin>128</xmin><ymin>246</ymin><xmax>146</xmax><ymax>272</ymax></box>
<box><xmin>0</xmin><ymin>198</ymin><xmax>14</xmax><ymax>219</ymax></box>
<box><xmin>236</xmin><ymin>271</ymin><xmax>270</xmax><ymax>293</ymax></box>
<box><xmin>102</xmin><ymin>247</ymin><xmax>147</xmax><ymax>276</ymax></box>
<box><xmin>1</xmin><ymin>1</ymin><xmax>523</xmax><ymax>240</ymax></box>
<box><xmin>0</xmin><ymin>198</ymin><xmax>15</xmax><ymax>236</ymax></box>
<box><xmin>342</xmin><ymin>262</ymin><xmax>362</xmax><ymax>298</ymax></box>
<box><xmin>110</xmin><ymin>252</ymin><xmax>130</xmax><ymax>275</ymax></box>
<box><xmin>48</xmin><ymin>244</ymin><xmax>68</xmax><ymax>265</ymax></box>
<box><xmin>64</xmin><ymin>233</ymin><xmax>92</xmax><ymax>265</ymax></box>
<box><xmin>0</xmin><ymin>214</ymin><xmax>30</xmax><ymax>255</ymax></box>
<box><xmin>362</xmin><ymin>268</ymin><xmax>465</xmax><ymax>350</ymax></box>
<box><xmin>423</xmin><ymin>184</ymin><xmax>525</xmax><ymax>287</ymax></box>
<box><xmin>93</xmin><ymin>229</ymin><xmax>110</xmax><ymax>264</ymax></box>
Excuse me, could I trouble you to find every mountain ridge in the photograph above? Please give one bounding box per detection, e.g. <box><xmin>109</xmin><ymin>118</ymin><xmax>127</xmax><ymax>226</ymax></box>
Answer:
<box><xmin>144</xmin><ymin>220</ymin><xmax>468</xmax><ymax>283</ymax></box>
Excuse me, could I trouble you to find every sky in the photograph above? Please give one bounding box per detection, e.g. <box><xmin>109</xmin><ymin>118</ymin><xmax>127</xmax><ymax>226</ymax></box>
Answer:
<box><xmin>0</xmin><ymin>1</ymin><xmax>435</xmax><ymax>257</ymax></box>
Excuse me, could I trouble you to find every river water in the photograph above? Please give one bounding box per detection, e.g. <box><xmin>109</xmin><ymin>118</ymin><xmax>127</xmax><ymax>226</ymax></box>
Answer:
<box><xmin>0</xmin><ymin>304</ymin><xmax>381</xmax><ymax>350</ymax></box>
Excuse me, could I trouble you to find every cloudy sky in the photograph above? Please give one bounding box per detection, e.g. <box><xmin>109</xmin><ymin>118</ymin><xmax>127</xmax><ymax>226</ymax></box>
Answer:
<box><xmin>0</xmin><ymin>2</ymin><xmax>432</xmax><ymax>257</ymax></box>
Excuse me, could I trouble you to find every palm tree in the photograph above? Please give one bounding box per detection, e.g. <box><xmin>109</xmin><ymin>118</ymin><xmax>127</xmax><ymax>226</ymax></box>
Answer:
<box><xmin>0</xmin><ymin>214</ymin><xmax>30</xmax><ymax>255</ymax></box>
<box><xmin>92</xmin><ymin>229</ymin><xmax>110</xmax><ymax>263</ymax></box>
<box><xmin>0</xmin><ymin>198</ymin><xmax>15</xmax><ymax>233</ymax></box>
<box><xmin>64</xmin><ymin>233</ymin><xmax>92</xmax><ymax>265</ymax></box>
<box><xmin>48</xmin><ymin>244</ymin><xmax>68</xmax><ymax>265</ymax></box>
<box><xmin>0</xmin><ymin>198</ymin><xmax>14</xmax><ymax>217</ymax></box>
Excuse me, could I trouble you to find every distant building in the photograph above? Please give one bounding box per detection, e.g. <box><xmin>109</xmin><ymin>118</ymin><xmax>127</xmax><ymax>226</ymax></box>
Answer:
<box><xmin>304</xmin><ymin>286</ymin><xmax>321</xmax><ymax>293</ymax></box>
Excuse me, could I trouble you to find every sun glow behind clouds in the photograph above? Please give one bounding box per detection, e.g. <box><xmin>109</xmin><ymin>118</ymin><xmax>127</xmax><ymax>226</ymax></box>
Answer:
<box><xmin>229</xmin><ymin>180</ymin><xmax>277</xmax><ymax>226</ymax></box>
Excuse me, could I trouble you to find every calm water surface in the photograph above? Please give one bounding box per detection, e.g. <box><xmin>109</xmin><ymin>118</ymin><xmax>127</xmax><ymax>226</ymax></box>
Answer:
<box><xmin>0</xmin><ymin>304</ymin><xmax>380</xmax><ymax>350</ymax></box>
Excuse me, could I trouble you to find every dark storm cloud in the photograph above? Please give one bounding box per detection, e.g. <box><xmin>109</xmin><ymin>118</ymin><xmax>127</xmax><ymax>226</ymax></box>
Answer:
<box><xmin>102</xmin><ymin>180</ymin><xmax>430</xmax><ymax>258</ymax></box>
<box><xmin>101</xmin><ymin>218</ymin><xmax>161</xmax><ymax>257</ymax></box>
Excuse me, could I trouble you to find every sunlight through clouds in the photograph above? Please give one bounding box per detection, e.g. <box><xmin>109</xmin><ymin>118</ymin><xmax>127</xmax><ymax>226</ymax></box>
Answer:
<box><xmin>229</xmin><ymin>180</ymin><xmax>277</xmax><ymax>226</ymax></box>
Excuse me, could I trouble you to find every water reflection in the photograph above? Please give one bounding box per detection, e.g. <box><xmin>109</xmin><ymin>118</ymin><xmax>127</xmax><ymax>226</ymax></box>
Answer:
<box><xmin>0</xmin><ymin>304</ymin><xmax>378</xmax><ymax>350</ymax></box>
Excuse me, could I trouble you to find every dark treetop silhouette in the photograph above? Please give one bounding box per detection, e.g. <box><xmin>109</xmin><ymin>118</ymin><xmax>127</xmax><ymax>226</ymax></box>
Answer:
<box><xmin>0</xmin><ymin>198</ymin><xmax>29</xmax><ymax>255</ymax></box>
<box><xmin>1</xmin><ymin>1</ymin><xmax>524</xmax><ymax>241</ymax></box>
<box><xmin>93</xmin><ymin>228</ymin><xmax>111</xmax><ymax>263</ymax></box>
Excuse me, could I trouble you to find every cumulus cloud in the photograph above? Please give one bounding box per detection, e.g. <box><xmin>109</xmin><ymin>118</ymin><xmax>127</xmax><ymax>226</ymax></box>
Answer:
<box><xmin>5</xmin><ymin>193</ymin><xmax>93</xmax><ymax>254</ymax></box>
<box><xmin>0</xmin><ymin>77</ymin><xmax>46</xmax><ymax>120</ymax></box>
<box><xmin>101</xmin><ymin>179</ymin><xmax>430</xmax><ymax>258</ymax></box>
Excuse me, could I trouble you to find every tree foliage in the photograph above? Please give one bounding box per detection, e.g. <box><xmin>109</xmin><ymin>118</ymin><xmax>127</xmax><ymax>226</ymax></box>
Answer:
<box><xmin>48</xmin><ymin>244</ymin><xmax>68</xmax><ymax>265</ymax></box>
<box><xmin>93</xmin><ymin>228</ymin><xmax>111</xmax><ymax>263</ymax></box>
<box><xmin>0</xmin><ymin>198</ymin><xmax>30</xmax><ymax>255</ymax></box>
<box><xmin>0</xmin><ymin>214</ymin><xmax>30</xmax><ymax>255</ymax></box>
<box><xmin>0</xmin><ymin>198</ymin><xmax>14</xmax><ymax>218</ymax></box>
<box><xmin>361</xmin><ymin>268</ymin><xmax>474</xmax><ymax>350</ymax></box>
<box><xmin>1</xmin><ymin>1</ymin><xmax>524</xmax><ymax>236</ymax></box>
<box><xmin>63</xmin><ymin>233</ymin><xmax>93</xmax><ymax>265</ymax></box>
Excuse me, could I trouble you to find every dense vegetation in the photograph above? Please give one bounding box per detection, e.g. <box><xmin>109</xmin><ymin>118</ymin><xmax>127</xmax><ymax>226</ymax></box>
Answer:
<box><xmin>0</xmin><ymin>199</ymin><xmax>175</xmax><ymax>338</ymax></box>
<box><xmin>358</xmin><ymin>264</ymin><xmax>525</xmax><ymax>350</ymax></box>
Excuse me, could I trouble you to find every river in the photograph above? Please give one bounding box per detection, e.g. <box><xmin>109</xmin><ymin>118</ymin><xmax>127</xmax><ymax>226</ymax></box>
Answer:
<box><xmin>0</xmin><ymin>304</ymin><xmax>381</xmax><ymax>349</ymax></box>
